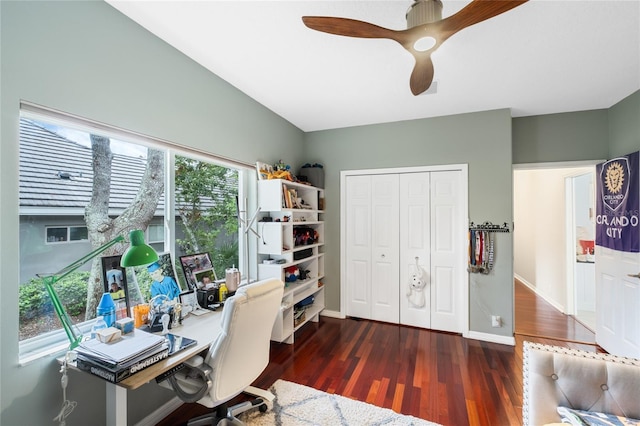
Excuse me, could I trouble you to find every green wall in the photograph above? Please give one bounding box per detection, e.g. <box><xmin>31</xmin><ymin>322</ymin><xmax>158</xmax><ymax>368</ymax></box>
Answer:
<box><xmin>1</xmin><ymin>2</ymin><xmax>303</xmax><ymax>425</ymax></box>
<box><xmin>512</xmin><ymin>110</ymin><xmax>609</xmax><ymax>164</ymax></box>
<box><xmin>609</xmin><ymin>90</ymin><xmax>640</xmax><ymax>157</ymax></box>
<box><xmin>305</xmin><ymin>109</ymin><xmax>515</xmax><ymax>338</ymax></box>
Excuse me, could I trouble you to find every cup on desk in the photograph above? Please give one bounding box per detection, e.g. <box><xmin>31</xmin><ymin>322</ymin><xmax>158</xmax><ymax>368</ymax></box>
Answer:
<box><xmin>133</xmin><ymin>304</ymin><xmax>150</xmax><ymax>328</ymax></box>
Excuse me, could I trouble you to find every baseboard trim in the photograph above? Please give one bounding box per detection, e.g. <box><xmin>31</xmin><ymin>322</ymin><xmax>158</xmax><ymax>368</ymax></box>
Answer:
<box><xmin>514</xmin><ymin>273</ymin><xmax>533</xmax><ymax>291</ymax></box>
<box><xmin>321</xmin><ymin>312</ymin><xmax>514</xmax><ymax>346</ymax></box>
<box><xmin>514</xmin><ymin>274</ymin><xmax>566</xmax><ymax>314</ymax></box>
<box><xmin>466</xmin><ymin>330</ymin><xmax>515</xmax><ymax>346</ymax></box>
<box><xmin>134</xmin><ymin>396</ymin><xmax>182</xmax><ymax>426</ymax></box>
<box><xmin>320</xmin><ymin>309</ymin><xmax>344</xmax><ymax>319</ymax></box>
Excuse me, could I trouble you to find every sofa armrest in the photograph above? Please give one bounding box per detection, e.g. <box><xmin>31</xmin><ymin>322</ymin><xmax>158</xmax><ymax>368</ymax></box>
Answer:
<box><xmin>522</xmin><ymin>341</ymin><xmax>640</xmax><ymax>426</ymax></box>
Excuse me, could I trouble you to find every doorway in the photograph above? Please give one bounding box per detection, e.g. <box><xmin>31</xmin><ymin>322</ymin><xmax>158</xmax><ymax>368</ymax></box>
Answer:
<box><xmin>513</xmin><ymin>163</ymin><xmax>597</xmax><ymax>342</ymax></box>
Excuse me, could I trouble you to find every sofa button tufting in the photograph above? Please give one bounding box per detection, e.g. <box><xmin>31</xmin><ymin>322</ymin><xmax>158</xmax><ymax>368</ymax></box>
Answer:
<box><xmin>601</xmin><ymin>384</ymin><xmax>608</xmax><ymax>391</ymax></box>
<box><xmin>551</xmin><ymin>374</ymin><xmax>558</xmax><ymax>380</ymax></box>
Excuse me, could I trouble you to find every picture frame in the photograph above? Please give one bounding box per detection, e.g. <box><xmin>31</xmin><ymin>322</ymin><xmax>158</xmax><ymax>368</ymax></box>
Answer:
<box><xmin>179</xmin><ymin>290</ymin><xmax>197</xmax><ymax>310</ymax></box>
<box><xmin>256</xmin><ymin>161</ymin><xmax>273</xmax><ymax>181</ymax></box>
<box><xmin>129</xmin><ymin>252</ymin><xmax>184</xmax><ymax>303</ymax></box>
<box><xmin>101</xmin><ymin>255</ymin><xmax>131</xmax><ymax>319</ymax></box>
<box><xmin>179</xmin><ymin>252</ymin><xmax>216</xmax><ymax>290</ymax></box>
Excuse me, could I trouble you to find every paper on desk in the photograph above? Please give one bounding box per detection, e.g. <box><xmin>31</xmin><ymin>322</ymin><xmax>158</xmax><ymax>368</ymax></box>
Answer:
<box><xmin>77</xmin><ymin>329</ymin><xmax>165</xmax><ymax>365</ymax></box>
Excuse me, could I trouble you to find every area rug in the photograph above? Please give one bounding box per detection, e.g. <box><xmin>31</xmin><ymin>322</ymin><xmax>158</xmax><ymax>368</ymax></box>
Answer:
<box><xmin>239</xmin><ymin>379</ymin><xmax>440</xmax><ymax>426</ymax></box>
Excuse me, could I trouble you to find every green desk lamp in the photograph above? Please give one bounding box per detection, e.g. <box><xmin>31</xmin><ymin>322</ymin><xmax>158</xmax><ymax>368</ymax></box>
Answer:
<box><xmin>40</xmin><ymin>229</ymin><xmax>159</xmax><ymax>350</ymax></box>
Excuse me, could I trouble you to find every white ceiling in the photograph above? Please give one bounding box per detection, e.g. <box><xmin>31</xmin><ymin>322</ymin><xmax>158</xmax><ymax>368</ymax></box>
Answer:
<box><xmin>106</xmin><ymin>0</ymin><xmax>640</xmax><ymax>132</ymax></box>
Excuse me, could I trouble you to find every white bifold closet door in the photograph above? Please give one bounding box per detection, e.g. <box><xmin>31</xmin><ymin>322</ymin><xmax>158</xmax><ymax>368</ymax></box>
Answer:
<box><xmin>345</xmin><ymin>171</ymin><xmax>462</xmax><ymax>332</ymax></box>
<box><xmin>399</xmin><ymin>172</ymin><xmax>431</xmax><ymax>328</ymax></box>
<box><xmin>345</xmin><ymin>174</ymin><xmax>400</xmax><ymax>323</ymax></box>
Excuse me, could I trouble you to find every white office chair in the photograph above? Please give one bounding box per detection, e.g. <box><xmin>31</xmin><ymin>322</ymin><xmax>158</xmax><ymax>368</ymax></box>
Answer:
<box><xmin>161</xmin><ymin>278</ymin><xmax>284</xmax><ymax>426</ymax></box>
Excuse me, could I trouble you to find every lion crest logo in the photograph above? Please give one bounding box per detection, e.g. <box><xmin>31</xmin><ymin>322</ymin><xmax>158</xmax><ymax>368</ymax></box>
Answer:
<box><xmin>601</xmin><ymin>157</ymin><xmax>630</xmax><ymax>212</ymax></box>
<box><xmin>605</xmin><ymin>162</ymin><xmax>625</xmax><ymax>194</ymax></box>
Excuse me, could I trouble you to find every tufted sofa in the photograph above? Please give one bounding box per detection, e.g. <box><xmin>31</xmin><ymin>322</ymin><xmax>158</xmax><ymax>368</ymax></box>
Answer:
<box><xmin>522</xmin><ymin>341</ymin><xmax>640</xmax><ymax>425</ymax></box>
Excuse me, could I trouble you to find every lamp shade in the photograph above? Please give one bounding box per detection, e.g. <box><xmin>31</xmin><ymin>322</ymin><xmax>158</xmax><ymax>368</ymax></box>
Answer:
<box><xmin>120</xmin><ymin>229</ymin><xmax>159</xmax><ymax>267</ymax></box>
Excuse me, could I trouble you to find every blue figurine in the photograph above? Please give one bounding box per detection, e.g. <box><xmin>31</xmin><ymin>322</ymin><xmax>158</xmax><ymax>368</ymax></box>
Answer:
<box><xmin>148</xmin><ymin>262</ymin><xmax>181</xmax><ymax>301</ymax></box>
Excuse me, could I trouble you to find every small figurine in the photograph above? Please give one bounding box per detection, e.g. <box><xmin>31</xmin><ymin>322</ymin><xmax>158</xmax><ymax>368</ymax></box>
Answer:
<box><xmin>407</xmin><ymin>260</ymin><xmax>427</xmax><ymax>308</ymax></box>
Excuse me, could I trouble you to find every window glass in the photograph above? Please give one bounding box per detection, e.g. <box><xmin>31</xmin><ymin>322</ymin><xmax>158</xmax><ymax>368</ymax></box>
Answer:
<box><xmin>19</xmin><ymin>117</ymin><xmax>165</xmax><ymax>352</ymax></box>
<box><xmin>46</xmin><ymin>227</ymin><xmax>67</xmax><ymax>243</ymax></box>
<box><xmin>70</xmin><ymin>226</ymin><xmax>88</xmax><ymax>241</ymax></box>
<box><xmin>174</xmin><ymin>155</ymin><xmax>239</xmax><ymax>279</ymax></box>
<box><xmin>18</xmin><ymin>114</ymin><xmax>243</xmax><ymax>361</ymax></box>
<box><xmin>147</xmin><ymin>224</ymin><xmax>164</xmax><ymax>244</ymax></box>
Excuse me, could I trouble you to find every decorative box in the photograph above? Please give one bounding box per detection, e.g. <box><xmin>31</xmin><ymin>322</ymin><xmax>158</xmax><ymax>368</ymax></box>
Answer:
<box><xmin>115</xmin><ymin>317</ymin><xmax>135</xmax><ymax>334</ymax></box>
<box><xmin>96</xmin><ymin>327</ymin><xmax>122</xmax><ymax>343</ymax></box>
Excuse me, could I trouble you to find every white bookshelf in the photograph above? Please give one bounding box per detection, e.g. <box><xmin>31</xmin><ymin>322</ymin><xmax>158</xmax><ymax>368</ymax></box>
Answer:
<box><xmin>257</xmin><ymin>179</ymin><xmax>325</xmax><ymax>344</ymax></box>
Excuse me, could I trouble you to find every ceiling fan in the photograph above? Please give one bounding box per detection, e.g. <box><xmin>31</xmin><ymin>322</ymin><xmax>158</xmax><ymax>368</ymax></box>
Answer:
<box><xmin>302</xmin><ymin>0</ymin><xmax>528</xmax><ymax>95</ymax></box>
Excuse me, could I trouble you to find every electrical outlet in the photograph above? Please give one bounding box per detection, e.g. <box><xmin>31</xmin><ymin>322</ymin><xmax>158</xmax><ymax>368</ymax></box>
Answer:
<box><xmin>491</xmin><ymin>315</ymin><xmax>501</xmax><ymax>328</ymax></box>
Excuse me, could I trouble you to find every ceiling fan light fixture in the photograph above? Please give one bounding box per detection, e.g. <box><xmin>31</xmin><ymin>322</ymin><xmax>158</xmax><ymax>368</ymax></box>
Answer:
<box><xmin>414</xmin><ymin>36</ymin><xmax>437</xmax><ymax>52</ymax></box>
<box><xmin>406</xmin><ymin>0</ymin><xmax>443</xmax><ymax>28</ymax></box>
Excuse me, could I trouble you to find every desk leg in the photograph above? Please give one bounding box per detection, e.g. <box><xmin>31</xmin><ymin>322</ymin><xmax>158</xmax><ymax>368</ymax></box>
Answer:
<box><xmin>106</xmin><ymin>382</ymin><xmax>127</xmax><ymax>426</ymax></box>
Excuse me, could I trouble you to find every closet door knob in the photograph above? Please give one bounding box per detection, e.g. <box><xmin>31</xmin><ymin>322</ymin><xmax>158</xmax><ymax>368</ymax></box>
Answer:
<box><xmin>628</xmin><ymin>273</ymin><xmax>640</xmax><ymax>279</ymax></box>
<box><xmin>381</xmin><ymin>254</ymin><xmax>385</xmax><ymax>258</ymax></box>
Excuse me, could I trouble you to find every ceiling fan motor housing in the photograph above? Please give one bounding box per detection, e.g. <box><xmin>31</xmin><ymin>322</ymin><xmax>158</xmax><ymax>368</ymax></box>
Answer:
<box><xmin>406</xmin><ymin>0</ymin><xmax>443</xmax><ymax>28</ymax></box>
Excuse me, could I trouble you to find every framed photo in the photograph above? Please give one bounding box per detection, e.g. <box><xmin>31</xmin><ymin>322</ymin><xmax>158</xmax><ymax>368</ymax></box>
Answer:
<box><xmin>101</xmin><ymin>255</ymin><xmax>131</xmax><ymax>319</ymax></box>
<box><xmin>179</xmin><ymin>290</ymin><xmax>197</xmax><ymax>310</ymax></box>
<box><xmin>256</xmin><ymin>161</ymin><xmax>273</xmax><ymax>180</ymax></box>
<box><xmin>129</xmin><ymin>252</ymin><xmax>184</xmax><ymax>303</ymax></box>
<box><xmin>179</xmin><ymin>252</ymin><xmax>216</xmax><ymax>290</ymax></box>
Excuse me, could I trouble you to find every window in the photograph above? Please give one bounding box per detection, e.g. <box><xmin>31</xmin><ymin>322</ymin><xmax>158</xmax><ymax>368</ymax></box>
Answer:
<box><xmin>46</xmin><ymin>226</ymin><xmax>88</xmax><ymax>243</ymax></box>
<box><xmin>174</xmin><ymin>155</ymin><xmax>239</xmax><ymax>279</ymax></box>
<box><xmin>70</xmin><ymin>226</ymin><xmax>89</xmax><ymax>241</ymax></box>
<box><xmin>46</xmin><ymin>227</ymin><xmax>68</xmax><ymax>243</ymax></box>
<box><xmin>147</xmin><ymin>224</ymin><xmax>164</xmax><ymax>244</ymax></box>
<box><xmin>18</xmin><ymin>109</ymin><xmax>247</xmax><ymax>361</ymax></box>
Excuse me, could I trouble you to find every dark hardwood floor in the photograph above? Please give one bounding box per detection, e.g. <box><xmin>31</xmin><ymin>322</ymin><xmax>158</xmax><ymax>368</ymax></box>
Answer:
<box><xmin>157</xmin><ymin>281</ymin><xmax>598</xmax><ymax>426</ymax></box>
<box><xmin>514</xmin><ymin>278</ymin><xmax>596</xmax><ymax>345</ymax></box>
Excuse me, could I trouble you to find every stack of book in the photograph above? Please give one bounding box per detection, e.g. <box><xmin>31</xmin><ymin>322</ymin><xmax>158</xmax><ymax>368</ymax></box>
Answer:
<box><xmin>282</xmin><ymin>185</ymin><xmax>297</xmax><ymax>209</ymax></box>
<box><xmin>74</xmin><ymin>329</ymin><xmax>169</xmax><ymax>383</ymax></box>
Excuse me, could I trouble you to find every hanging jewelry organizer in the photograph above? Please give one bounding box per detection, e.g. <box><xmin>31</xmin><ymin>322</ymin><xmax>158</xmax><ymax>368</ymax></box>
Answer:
<box><xmin>468</xmin><ymin>221</ymin><xmax>510</xmax><ymax>274</ymax></box>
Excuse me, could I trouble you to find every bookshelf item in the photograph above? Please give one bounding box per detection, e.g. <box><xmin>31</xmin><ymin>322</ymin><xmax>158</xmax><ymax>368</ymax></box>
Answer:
<box><xmin>257</xmin><ymin>179</ymin><xmax>325</xmax><ymax>344</ymax></box>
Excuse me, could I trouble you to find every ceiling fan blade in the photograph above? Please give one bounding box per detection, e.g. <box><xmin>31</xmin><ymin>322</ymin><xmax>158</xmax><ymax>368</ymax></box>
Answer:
<box><xmin>409</xmin><ymin>55</ymin><xmax>435</xmax><ymax>96</ymax></box>
<box><xmin>303</xmin><ymin>1</ymin><xmax>527</xmax><ymax>97</ymax></box>
<box><xmin>443</xmin><ymin>0</ymin><xmax>528</xmax><ymax>35</ymax></box>
<box><xmin>302</xmin><ymin>16</ymin><xmax>400</xmax><ymax>40</ymax></box>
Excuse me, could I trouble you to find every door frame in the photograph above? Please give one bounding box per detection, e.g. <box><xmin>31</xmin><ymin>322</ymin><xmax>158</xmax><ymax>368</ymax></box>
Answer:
<box><xmin>340</xmin><ymin>164</ymin><xmax>469</xmax><ymax>337</ymax></box>
<box><xmin>564</xmin><ymin>169</ymin><xmax>596</xmax><ymax>319</ymax></box>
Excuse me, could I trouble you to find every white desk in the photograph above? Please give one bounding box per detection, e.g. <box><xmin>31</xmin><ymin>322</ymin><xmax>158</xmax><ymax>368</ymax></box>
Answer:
<box><xmin>76</xmin><ymin>310</ymin><xmax>223</xmax><ymax>426</ymax></box>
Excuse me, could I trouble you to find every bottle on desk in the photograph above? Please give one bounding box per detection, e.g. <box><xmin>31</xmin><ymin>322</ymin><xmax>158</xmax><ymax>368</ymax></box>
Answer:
<box><xmin>219</xmin><ymin>283</ymin><xmax>228</xmax><ymax>302</ymax></box>
<box><xmin>91</xmin><ymin>316</ymin><xmax>107</xmax><ymax>339</ymax></box>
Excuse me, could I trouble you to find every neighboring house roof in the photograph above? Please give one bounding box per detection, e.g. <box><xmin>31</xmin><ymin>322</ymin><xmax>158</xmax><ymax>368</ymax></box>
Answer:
<box><xmin>19</xmin><ymin>118</ymin><xmax>161</xmax><ymax>215</ymax></box>
<box><xmin>19</xmin><ymin>118</ymin><xmax>236</xmax><ymax>217</ymax></box>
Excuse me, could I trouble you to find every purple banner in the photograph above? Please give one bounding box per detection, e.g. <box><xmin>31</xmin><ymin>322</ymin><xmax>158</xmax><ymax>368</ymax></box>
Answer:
<box><xmin>595</xmin><ymin>151</ymin><xmax>640</xmax><ymax>252</ymax></box>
